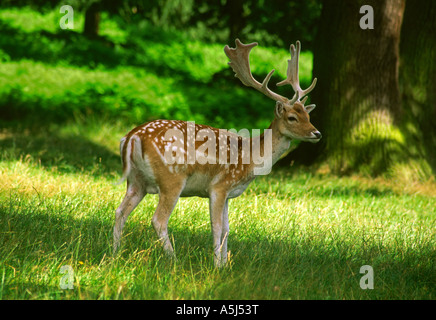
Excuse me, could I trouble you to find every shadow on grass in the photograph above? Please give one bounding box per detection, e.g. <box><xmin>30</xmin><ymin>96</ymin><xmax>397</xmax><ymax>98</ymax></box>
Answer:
<box><xmin>306</xmin><ymin>184</ymin><xmax>396</xmax><ymax>198</ymax></box>
<box><xmin>251</xmin><ymin>173</ymin><xmax>398</xmax><ymax>201</ymax></box>
<box><xmin>0</xmin><ymin>122</ymin><xmax>119</xmax><ymax>177</ymax></box>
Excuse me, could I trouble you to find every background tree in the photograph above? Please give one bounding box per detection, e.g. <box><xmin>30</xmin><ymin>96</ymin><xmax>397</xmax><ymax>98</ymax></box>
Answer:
<box><xmin>308</xmin><ymin>0</ymin><xmax>411</xmax><ymax>176</ymax></box>
<box><xmin>83</xmin><ymin>1</ymin><xmax>101</xmax><ymax>37</ymax></box>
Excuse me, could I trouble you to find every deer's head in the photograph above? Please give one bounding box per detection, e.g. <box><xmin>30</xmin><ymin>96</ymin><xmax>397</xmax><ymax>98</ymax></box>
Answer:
<box><xmin>224</xmin><ymin>39</ymin><xmax>321</xmax><ymax>143</ymax></box>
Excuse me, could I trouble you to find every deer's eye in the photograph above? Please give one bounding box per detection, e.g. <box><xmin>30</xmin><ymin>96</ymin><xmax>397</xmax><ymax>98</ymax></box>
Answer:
<box><xmin>288</xmin><ymin>116</ymin><xmax>298</xmax><ymax>122</ymax></box>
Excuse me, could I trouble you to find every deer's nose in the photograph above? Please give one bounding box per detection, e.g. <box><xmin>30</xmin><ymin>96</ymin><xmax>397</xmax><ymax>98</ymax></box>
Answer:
<box><xmin>313</xmin><ymin>131</ymin><xmax>322</xmax><ymax>139</ymax></box>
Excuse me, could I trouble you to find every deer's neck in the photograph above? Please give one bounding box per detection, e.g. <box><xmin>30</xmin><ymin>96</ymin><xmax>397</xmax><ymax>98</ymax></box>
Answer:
<box><xmin>249</xmin><ymin>119</ymin><xmax>291</xmax><ymax>175</ymax></box>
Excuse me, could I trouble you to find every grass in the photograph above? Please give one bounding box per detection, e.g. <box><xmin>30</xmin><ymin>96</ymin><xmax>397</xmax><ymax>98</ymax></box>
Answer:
<box><xmin>0</xmin><ymin>120</ymin><xmax>435</xmax><ymax>300</ymax></box>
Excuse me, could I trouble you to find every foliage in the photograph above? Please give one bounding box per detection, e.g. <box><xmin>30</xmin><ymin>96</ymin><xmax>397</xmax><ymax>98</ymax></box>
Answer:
<box><xmin>0</xmin><ymin>7</ymin><xmax>313</xmax><ymax>130</ymax></box>
<box><xmin>140</xmin><ymin>0</ymin><xmax>323</xmax><ymax>48</ymax></box>
<box><xmin>2</xmin><ymin>0</ymin><xmax>322</xmax><ymax>48</ymax></box>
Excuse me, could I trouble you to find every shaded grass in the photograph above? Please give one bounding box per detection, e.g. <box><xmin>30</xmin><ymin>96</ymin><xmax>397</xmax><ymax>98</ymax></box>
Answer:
<box><xmin>0</xmin><ymin>120</ymin><xmax>435</xmax><ymax>300</ymax></box>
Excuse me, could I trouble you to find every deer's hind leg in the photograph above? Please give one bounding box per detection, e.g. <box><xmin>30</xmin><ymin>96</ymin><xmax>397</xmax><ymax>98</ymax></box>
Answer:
<box><xmin>113</xmin><ymin>180</ymin><xmax>146</xmax><ymax>253</ymax></box>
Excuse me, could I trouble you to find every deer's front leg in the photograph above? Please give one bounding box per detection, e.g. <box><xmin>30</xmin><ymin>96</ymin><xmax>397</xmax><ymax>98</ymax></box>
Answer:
<box><xmin>221</xmin><ymin>198</ymin><xmax>229</xmax><ymax>264</ymax></box>
<box><xmin>209</xmin><ymin>190</ymin><xmax>228</xmax><ymax>268</ymax></box>
<box><xmin>152</xmin><ymin>178</ymin><xmax>185</xmax><ymax>257</ymax></box>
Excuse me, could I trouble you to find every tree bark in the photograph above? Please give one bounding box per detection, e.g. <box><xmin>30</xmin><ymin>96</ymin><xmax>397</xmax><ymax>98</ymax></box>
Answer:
<box><xmin>310</xmin><ymin>0</ymin><xmax>406</xmax><ymax>175</ymax></box>
<box><xmin>84</xmin><ymin>2</ymin><xmax>101</xmax><ymax>38</ymax></box>
<box><xmin>224</xmin><ymin>0</ymin><xmax>246</xmax><ymax>42</ymax></box>
<box><xmin>399</xmin><ymin>0</ymin><xmax>436</xmax><ymax>176</ymax></box>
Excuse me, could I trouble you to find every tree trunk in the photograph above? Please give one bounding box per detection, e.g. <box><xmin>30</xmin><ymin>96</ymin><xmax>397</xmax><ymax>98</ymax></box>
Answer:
<box><xmin>84</xmin><ymin>2</ymin><xmax>100</xmax><ymax>38</ymax></box>
<box><xmin>311</xmin><ymin>0</ymin><xmax>406</xmax><ymax>175</ymax></box>
<box><xmin>224</xmin><ymin>0</ymin><xmax>246</xmax><ymax>42</ymax></box>
<box><xmin>399</xmin><ymin>0</ymin><xmax>436</xmax><ymax>176</ymax></box>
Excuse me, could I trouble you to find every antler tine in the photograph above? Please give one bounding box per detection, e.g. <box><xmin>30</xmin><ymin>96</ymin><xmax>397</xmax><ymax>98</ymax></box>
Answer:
<box><xmin>224</xmin><ymin>39</ymin><xmax>289</xmax><ymax>104</ymax></box>
<box><xmin>277</xmin><ymin>41</ymin><xmax>317</xmax><ymax>105</ymax></box>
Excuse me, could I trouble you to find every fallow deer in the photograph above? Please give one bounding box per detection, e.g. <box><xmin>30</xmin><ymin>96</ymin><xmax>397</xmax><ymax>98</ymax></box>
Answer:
<box><xmin>113</xmin><ymin>39</ymin><xmax>321</xmax><ymax>267</ymax></box>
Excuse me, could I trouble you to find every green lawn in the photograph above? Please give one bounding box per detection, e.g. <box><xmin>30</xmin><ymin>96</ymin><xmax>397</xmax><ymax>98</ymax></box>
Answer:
<box><xmin>0</xmin><ymin>120</ymin><xmax>435</xmax><ymax>300</ymax></box>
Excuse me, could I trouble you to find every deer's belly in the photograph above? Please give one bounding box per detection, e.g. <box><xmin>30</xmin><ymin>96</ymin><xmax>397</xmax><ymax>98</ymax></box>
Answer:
<box><xmin>227</xmin><ymin>181</ymin><xmax>252</xmax><ymax>198</ymax></box>
<box><xmin>180</xmin><ymin>172</ymin><xmax>211</xmax><ymax>198</ymax></box>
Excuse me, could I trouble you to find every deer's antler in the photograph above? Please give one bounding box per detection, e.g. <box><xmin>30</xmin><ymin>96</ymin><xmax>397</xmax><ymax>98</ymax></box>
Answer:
<box><xmin>224</xmin><ymin>39</ymin><xmax>288</xmax><ymax>104</ymax></box>
<box><xmin>276</xmin><ymin>41</ymin><xmax>318</xmax><ymax>104</ymax></box>
<box><xmin>224</xmin><ymin>39</ymin><xmax>317</xmax><ymax>105</ymax></box>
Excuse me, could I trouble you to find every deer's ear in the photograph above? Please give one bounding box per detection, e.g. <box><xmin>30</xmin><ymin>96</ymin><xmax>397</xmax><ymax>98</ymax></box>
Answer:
<box><xmin>305</xmin><ymin>104</ymin><xmax>316</xmax><ymax>114</ymax></box>
<box><xmin>275</xmin><ymin>101</ymin><xmax>285</xmax><ymax>118</ymax></box>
